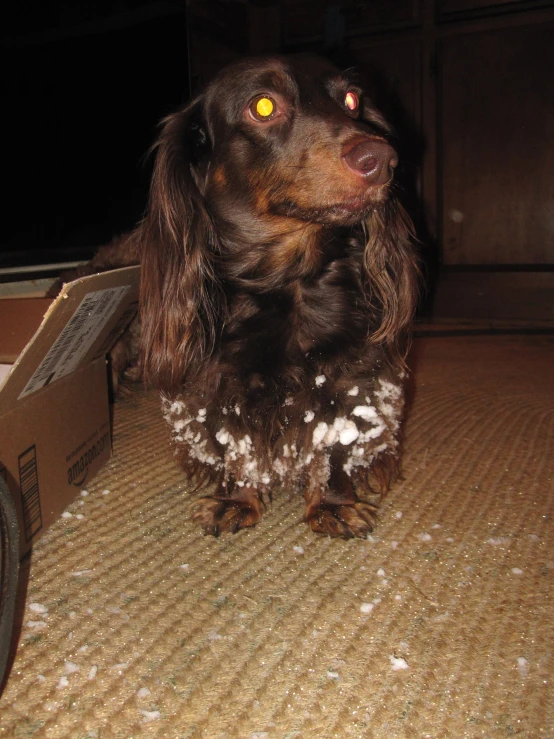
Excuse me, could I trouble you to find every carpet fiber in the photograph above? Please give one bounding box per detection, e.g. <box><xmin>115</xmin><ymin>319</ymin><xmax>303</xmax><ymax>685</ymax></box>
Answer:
<box><xmin>1</xmin><ymin>336</ymin><xmax>553</xmax><ymax>738</ymax></box>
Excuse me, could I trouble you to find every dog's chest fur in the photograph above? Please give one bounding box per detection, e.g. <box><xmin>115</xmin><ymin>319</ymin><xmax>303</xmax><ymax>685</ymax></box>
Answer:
<box><xmin>219</xmin><ymin>245</ymin><xmax>368</xmax><ymax>387</ymax></box>
<box><xmin>160</xmin><ymin>242</ymin><xmax>404</xmax><ymax>487</ymax></box>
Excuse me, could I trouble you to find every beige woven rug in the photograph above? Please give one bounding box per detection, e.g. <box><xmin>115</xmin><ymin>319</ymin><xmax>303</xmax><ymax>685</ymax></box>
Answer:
<box><xmin>1</xmin><ymin>336</ymin><xmax>553</xmax><ymax>738</ymax></box>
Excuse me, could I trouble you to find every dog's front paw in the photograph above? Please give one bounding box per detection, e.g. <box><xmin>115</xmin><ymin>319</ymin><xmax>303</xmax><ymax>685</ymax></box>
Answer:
<box><xmin>193</xmin><ymin>494</ymin><xmax>264</xmax><ymax>536</ymax></box>
<box><xmin>306</xmin><ymin>501</ymin><xmax>377</xmax><ymax>539</ymax></box>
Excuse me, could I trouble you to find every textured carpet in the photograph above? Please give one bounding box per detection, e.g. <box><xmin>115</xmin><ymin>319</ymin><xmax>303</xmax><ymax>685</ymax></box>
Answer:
<box><xmin>1</xmin><ymin>336</ymin><xmax>553</xmax><ymax>738</ymax></box>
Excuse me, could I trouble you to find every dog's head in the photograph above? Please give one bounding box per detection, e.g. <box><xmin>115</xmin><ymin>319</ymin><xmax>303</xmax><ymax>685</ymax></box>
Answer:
<box><xmin>194</xmin><ymin>54</ymin><xmax>398</xmax><ymax>227</ymax></box>
<box><xmin>140</xmin><ymin>54</ymin><xmax>418</xmax><ymax>391</ymax></box>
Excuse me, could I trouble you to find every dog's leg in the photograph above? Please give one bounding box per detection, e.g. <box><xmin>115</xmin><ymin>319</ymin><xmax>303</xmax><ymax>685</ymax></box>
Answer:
<box><xmin>304</xmin><ymin>448</ymin><xmax>378</xmax><ymax>539</ymax></box>
<box><xmin>193</xmin><ymin>477</ymin><xmax>266</xmax><ymax>536</ymax></box>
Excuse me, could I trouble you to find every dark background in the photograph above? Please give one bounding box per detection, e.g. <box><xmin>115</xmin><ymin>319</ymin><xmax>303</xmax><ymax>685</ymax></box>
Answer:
<box><xmin>2</xmin><ymin>2</ymin><xmax>190</xmax><ymax>267</ymax></box>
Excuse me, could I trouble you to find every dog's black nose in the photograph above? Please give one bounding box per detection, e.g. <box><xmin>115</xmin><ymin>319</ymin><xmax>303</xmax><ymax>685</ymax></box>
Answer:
<box><xmin>342</xmin><ymin>137</ymin><xmax>398</xmax><ymax>184</ymax></box>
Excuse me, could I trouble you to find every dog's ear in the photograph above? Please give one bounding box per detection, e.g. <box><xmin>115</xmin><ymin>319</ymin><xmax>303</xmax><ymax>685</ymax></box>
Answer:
<box><xmin>362</xmin><ymin>198</ymin><xmax>419</xmax><ymax>362</ymax></box>
<box><xmin>139</xmin><ymin>97</ymin><xmax>222</xmax><ymax>392</ymax></box>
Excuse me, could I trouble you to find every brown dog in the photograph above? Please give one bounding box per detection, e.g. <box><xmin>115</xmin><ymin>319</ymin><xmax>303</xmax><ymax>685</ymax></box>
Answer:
<box><xmin>89</xmin><ymin>54</ymin><xmax>419</xmax><ymax>538</ymax></box>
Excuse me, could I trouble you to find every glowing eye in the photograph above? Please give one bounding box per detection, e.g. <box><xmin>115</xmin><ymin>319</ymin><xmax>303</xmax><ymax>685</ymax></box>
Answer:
<box><xmin>345</xmin><ymin>91</ymin><xmax>359</xmax><ymax>112</ymax></box>
<box><xmin>250</xmin><ymin>95</ymin><xmax>276</xmax><ymax>121</ymax></box>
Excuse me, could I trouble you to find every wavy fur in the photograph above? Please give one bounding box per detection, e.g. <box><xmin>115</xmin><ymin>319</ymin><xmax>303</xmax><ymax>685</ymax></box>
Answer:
<box><xmin>116</xmin><ymin>54</ymin><xmax>419</xmax><ymax>538</ymax></box>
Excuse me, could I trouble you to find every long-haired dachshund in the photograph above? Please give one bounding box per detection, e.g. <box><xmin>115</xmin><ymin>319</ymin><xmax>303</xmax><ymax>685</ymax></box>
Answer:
<box><xmin>91</xmin><ymin>53</ymin><xmax>419</xmax><ymax>538</ymax></box>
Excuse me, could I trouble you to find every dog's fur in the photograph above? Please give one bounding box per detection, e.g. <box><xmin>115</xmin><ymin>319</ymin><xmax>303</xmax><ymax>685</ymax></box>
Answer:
<box><xmin>90</xmin><ymin>53</ymin><xmax>419</xmax><ymax>538</ymax></box>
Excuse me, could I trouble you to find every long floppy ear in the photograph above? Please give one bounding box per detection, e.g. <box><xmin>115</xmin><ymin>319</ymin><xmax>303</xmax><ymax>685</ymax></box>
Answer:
<box><xmin>139</xmin><ymin>97</ymin><xmax>222</xmax><ymax>393</ymax></box>
<box><xmin>362</xmin><ymin>197</ymin><xmax>420</xmax><ymax>363</ymax></box>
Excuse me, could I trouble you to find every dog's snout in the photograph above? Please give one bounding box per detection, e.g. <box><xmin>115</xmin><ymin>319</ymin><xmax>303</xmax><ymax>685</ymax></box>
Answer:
<box><xmin>342</xmin><ymin>137</ymin><xmax>398</xmax><ymax>184</ymax></box>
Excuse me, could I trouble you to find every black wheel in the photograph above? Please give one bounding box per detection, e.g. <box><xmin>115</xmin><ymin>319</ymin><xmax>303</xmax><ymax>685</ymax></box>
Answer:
<box><xmin>0</xmin><ymin>475</ymin><xmax>19</xmax><ymax>686</ymax></box>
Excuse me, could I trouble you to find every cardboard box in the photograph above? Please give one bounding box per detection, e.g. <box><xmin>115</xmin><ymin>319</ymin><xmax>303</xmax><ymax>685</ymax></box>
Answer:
<box><xmin>0</xmin><ymin>266</ymin><xmax>140</xmax><ymax>556</ymax></box>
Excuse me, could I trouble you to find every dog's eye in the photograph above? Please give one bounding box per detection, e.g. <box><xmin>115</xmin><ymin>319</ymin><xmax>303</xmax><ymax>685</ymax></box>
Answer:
<box><xmin>249</xmin><ymin>95</ymin><xmax>277</xmax><ymax>121</ymax></box>
<box><xmin>344</xmin><ymin>91</ymin><xmax>359</xmax><ymax>112</ymax></box>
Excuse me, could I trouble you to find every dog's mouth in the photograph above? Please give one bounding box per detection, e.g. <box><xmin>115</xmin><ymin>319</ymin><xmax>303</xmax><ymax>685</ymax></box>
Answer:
<box><xmin>331</xmin><ymin>186</ymin><xmax>391</xmax><ymax>211</ymax></box>
<box><xmin>270</xmin><ymin>181</ymin><xmax>392</xmax><ymax>225</ymax></box>
<box><xmin>319</xmin><ymin>180</ymin><xmax>393</xmax><ymax>220</ymax></box>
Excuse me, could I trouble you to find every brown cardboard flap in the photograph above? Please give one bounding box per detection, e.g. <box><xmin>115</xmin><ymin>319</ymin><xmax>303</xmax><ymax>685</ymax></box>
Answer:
<box><xmin>0</xmin><ymin>298</ymin><xmax>54</xmax><ymax>362</ymax></box>
<box><xmin>0</xmin><ymin>266</ymin><xmax>139</xmax><ymax>415</ymax></box>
